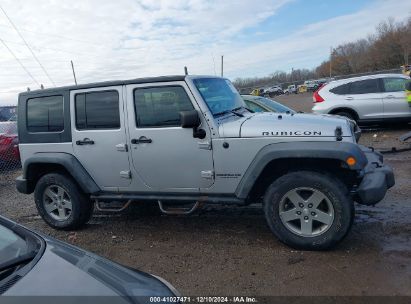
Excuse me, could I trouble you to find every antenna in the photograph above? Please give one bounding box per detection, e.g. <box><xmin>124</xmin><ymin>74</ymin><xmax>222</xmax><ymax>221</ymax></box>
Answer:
<box><xmin>71</xmin><ymin>60</ymin><xmax>78</xmax><ymax>85</ymax></box>
<box><xmin>221</xmin><ymin>55</ymin><xmax>224</xmax><ymax>77</ymax></box>
<box><xmin>184</xmin><ymin>66</ymin><xmax>188</xmax><ymax>76</ymax></box>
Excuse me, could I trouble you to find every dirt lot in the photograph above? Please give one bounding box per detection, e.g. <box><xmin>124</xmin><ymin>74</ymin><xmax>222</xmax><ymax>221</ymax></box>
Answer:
<box><xmin>1</xmin><ymin>93</ymin><xmax>410</xmax><ymax>297</ymax></box>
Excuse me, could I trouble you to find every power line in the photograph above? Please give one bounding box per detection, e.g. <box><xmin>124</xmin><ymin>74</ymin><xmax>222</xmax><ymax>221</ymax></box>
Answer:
<box><xmin>0</xmin><ymin>23</ymin><xmax>103</xmax><ymax>47</ymax></box>
<box><xmin>0</xmin><ymin>37</ymin><xmax>40</xmax><ymax>87</ymax></box>
<box><xmin>0</xmin><ymin>4</ymin><xmax>56</xmax><ymax>87</ymax></box>
<box><xmin>0</xmin><ymin>36</ymin><xmax>93</xmax><ymax>56</ymax></box>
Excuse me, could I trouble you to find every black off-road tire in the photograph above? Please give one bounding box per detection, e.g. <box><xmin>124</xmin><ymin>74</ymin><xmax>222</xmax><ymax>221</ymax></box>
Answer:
<box><xmin>34</xmin><ymin>173</ymin><xmax>94</xmax><ymax>230</ymax></box>
<box><xmin>263</xmin><ymin>171</ymin><xmax>354</xmax><ymax>250</ymax></box>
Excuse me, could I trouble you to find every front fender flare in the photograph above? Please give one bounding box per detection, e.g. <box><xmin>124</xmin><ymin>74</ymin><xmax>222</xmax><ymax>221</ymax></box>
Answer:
<box><xmin>235</xmin><ymin>141</ymin><xmax>367</xmax><ymax>199</ymax></box>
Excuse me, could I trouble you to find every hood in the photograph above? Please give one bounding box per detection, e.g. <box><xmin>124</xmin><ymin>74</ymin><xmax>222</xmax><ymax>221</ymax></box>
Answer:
<box><xmin>4</xmin><ymin>235</ymin><xmax>177</xmax><ymax>301</ymax></box>
<box><xmin>219</xmin><ymin>112</ymin><xmax>353</xmax><ymax>139</ymax></box>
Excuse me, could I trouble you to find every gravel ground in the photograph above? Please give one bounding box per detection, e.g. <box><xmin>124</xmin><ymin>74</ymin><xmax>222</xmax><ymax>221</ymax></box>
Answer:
<box><xmin>0</xmin><ymin>93</ymin><xmax>410</xmax><ymax>296</ymax></box>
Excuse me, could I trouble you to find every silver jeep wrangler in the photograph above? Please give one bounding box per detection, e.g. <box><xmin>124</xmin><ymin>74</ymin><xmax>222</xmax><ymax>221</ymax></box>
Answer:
<box><xmin>16</xmin><ymin>75</ymin><xmax>394</xmax><ymax>250</ymax></box>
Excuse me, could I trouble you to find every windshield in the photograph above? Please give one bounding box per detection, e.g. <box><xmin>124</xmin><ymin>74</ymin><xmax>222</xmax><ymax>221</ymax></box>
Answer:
<box><xmin>193</xmin><ymin>78</ymin><xmax>245</xmax><ymax>116</ymax></box>
<box><xmin>0</xmin><ymin>224</ymin><xmax>30</xmax><ymax>267</ymax></box>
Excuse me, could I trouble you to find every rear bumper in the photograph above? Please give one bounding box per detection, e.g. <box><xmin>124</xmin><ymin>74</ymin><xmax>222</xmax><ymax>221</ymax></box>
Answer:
<box><xmin>355</xmin><ymin>147</ymin><xmax>395</xmax><ymax>205</ymax></box>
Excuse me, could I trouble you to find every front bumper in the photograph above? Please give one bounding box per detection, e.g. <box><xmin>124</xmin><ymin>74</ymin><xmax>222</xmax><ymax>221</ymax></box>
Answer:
<box><xmin>355</xmin><ymin>147</ymin><xmax>395</xmax><ymax>205</ymax></box>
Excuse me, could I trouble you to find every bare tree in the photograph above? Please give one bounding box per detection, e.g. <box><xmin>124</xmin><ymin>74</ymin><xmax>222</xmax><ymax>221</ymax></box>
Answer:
<box><xmin>234</xmin><ymin>15</ymin><xmax>411</xmax><ymax>89</ymax></box>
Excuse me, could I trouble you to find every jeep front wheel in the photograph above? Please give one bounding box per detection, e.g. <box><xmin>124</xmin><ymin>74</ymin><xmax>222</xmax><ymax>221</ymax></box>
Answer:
<box><xmin>34</xmin><ymin>173</ymin><xmax>94</xmax><ymax>230</ymax></box>
<box><xmin>263</xmin><ymin>171</ymin><xmax>354</xmax><ymax>250</ymax></box>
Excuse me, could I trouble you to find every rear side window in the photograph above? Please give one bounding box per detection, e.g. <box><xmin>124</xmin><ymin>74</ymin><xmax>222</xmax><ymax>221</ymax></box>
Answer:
<box><xmin>383</xmin><ymin>78</ymin><xmax>406</xmax><ymax>92</ymax></box>
<box><xmin>75</xmin><ymin>91</ymin><xmax>120</xmax><ymax>130</ymax></box>
<box><xmin>330</xmin><ymin>83</ymin><xmax>350</xmax><ymax>95</ymax></box>
<box><xmin>27</xmin><ymin>96</ymin><xmax>64</xmax><ymax>132</ymax></box>
<box><xmin>134</xmin><ymin>86</ymin><xmax>194</xmax><ymax>128</ymax></box>
<box><xmin>349</xmin><ymin>79</ymin><xmax>380</xmax><ymax>94</ymax></box>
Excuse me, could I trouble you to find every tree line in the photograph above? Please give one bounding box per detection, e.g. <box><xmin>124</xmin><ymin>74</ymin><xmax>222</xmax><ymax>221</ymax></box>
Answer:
<box><xmin>233</xmin><ymin>16</ymin><xmax>411</xmax><ymax>89</ymax></box>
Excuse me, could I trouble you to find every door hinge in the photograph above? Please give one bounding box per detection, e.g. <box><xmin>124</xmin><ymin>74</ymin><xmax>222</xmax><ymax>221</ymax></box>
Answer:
<box><xmin>201</xmin><ymin>170</ymin><xmax>214</xmax><ymax>179</ymax></box>
<box><xmin>198</xmin><ymin>142</ymin><xmax>212</xmax><ymax>150</ymax></box>
<box><xmin>120</xmin><ymin>170</ymin><xmax>131</xmax><ymax>179</ymax></box>
<box><xmin>116</xmin><ymin>143</ymin><xmax>128</xmax><ymax>152</ymax></box>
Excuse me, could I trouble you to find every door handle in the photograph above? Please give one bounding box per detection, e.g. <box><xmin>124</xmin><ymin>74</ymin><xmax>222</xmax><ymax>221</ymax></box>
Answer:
<box><xmin>131</xmin><ymin>136</ymin><xmax>152</xmax><ymax>144</ymax></box>
<box><xmin>345</xmin><ymin>96</ymin><xmax>353</xmax><ymax>100</ymax></box>
<box><xmin>76</xmin><ymin>138</ymin><xmax>95</xmax><ymax>145</ymax></box>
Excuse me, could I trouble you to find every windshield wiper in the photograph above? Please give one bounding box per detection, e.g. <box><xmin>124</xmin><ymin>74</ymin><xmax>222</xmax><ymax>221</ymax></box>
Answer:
<box><xmin>215</xmin><ymin>107</ymin><xmax>245</xmax><ymax>118</ymax></box>
<box><xmin>0</xmin><ymin>250</ymin><xmax>37</xmax><ymax>272</ymax></box>
<box><xmin>240</xmin><ymin>106</ymin><xmax>254</xmax><ymax>113</ymax></box>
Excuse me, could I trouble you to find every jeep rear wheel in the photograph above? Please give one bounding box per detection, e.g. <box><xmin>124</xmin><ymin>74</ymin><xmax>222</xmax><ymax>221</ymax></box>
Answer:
<box><xmin>34</xmin><ymin>173</ymin><xmax>94</xmax><ymax>230</ymax></box>
<box><xmin>263</xmin><ymin>171</ymin><xmax>354</xmax><ymax>250</ymax></box>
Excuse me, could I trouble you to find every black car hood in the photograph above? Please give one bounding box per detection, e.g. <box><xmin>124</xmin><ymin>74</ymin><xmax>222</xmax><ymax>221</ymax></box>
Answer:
<box><xmin>4</xmin><ymin>234</ymin><xmax>176</xmax><ymax>301</ymax></box>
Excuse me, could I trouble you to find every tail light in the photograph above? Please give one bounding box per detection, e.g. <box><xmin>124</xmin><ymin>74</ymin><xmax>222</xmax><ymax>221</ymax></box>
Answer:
<box><xmin>13</xmin><ymin>144</ymin><xmax>20</xmax><ymax>159</ymax></box>
<box><xmin>0</xmin><ymin>135</ymin><xmax>14</xmax><ymax>146</ymax></box>
<box><xmin>313</xmin><ymin>88</ymin><xmax>324</xmax><ymax>103</ymax></box>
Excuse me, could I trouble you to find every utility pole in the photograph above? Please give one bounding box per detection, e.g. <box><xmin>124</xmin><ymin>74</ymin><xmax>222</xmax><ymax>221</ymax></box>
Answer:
<box><xmin>221</xmin><ymin>55</ymin><xmax>224</xmax><ymax>77</ymax></box>
<box><xmin>329</xmin><ymin>47</ymin><xmax>333</xmax><ymax>79</ymax></box>
<box><xmin>71</xmin><ymin>60</ymin><xmax>77</xmax><ymax>85</ymax></box>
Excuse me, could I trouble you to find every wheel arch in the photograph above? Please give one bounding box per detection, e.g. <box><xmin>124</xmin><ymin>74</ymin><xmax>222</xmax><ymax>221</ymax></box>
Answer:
<box><xmin>235</xmin><ymin>142</ymin><xmax>367</xmax><ymax>202</ymax></box>
<box><xmin>328</xmin><ymin>107</ymin><xmax>359</xmax><ymax>121</ymax></box>
<box><xmin>22</xmin><ymin>153</ymin><xmax>100</xmax><ymax>194</ymax></box>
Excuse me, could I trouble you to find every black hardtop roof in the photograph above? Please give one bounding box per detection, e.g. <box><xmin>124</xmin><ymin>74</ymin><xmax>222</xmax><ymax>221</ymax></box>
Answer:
<box><xmin>19</xmin><ymin>75</ymin><xmax>187</xmax><ymax>97</ymax></box>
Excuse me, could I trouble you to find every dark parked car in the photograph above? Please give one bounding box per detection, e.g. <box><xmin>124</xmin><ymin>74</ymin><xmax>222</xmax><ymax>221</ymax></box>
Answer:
<box><xmin>0</xmin><ymin>216</ymin><xmax>179</xmax><ymax>299</ymax></box>
<box><xmin>241</xmin><ymin>95</ymin><xmax>296</xmax><ymax>113</ymax></box>
<box><xmin>0</xmin><ymin>122</ymin><xmax>20</xmax><ymax>170</ymax></box>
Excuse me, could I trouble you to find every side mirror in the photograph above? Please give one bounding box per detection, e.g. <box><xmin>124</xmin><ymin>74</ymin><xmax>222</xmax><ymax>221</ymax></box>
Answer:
<box><xmin>180</xmin><ymin>110</ymin><xmax>200</xmax><ymax>128</ymax></box>
<box><xmin>180</xmin><ymin>110</ymin><xmax>206</xmax><ymax>139</ymax></box>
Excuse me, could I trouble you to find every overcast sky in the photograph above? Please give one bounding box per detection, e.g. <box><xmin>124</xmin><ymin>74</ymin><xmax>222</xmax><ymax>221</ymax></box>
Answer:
<box><xmin>0</xmin><ymin>0</ymin><xmax>410</xmax><ymax>105</ymax></box>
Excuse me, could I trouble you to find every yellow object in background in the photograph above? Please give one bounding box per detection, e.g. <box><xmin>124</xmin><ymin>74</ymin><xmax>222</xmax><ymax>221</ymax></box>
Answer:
<box><xmin>298</xmin><ymin>85</ymin><xmax>307</xmax><ymax>93</ymax></box>
<box><xmin>406</xmin><ymin>80</ymin><xmax>411</xmax><ymax>106</ymax></box>
<box><xmin>251</xmin><ymin>88</ymin><xmax>263</xmax><ymax>96</ymax></box>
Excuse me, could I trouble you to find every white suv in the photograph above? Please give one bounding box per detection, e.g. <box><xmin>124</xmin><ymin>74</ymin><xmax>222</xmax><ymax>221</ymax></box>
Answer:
<box><xmin>312</xmin><ymin>74</ymin><xmax>411</xmax><ymax>123</ymax></box>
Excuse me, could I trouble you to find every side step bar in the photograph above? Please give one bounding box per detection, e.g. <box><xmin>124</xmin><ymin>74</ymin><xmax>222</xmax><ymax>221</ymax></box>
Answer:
<box><xmin>158</xmin><ymin>201</ymin><xmax>201</xmax><ymax>215</ymax></box>
<box><xmin>95</xmin><ymin>200</ymin><xmax>132</xmax><ymax>212</ymax></box>
<box><xmin>90</xmin><ymin>193</ymin><xmax>245</xmax><ymax>205</ymax></box>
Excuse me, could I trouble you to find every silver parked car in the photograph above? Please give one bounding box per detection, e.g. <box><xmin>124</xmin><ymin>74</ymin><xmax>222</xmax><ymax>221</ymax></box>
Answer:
<box><xmin>241</xmin><ymin>95</ymin><xmax>295</xmax><ymax>113</ymax></box>
<box><xmin>312</xmin><ymin>74</ymin><xmax>411</xmax><ymax>123</ymax></box>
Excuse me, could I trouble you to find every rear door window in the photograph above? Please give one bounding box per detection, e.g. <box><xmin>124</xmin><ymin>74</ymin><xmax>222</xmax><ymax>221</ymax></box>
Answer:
<box><xmin>330</xmin><ymin>83</ymin><xmax>350</xmax><ymax>95</ymax></box>
<box><xmin>75</xmin><ymin>91</ymin><xmax>120</xmax><ymax>130</ymax></box>
<box><xmin>349</xmin><ymin>79</ymin><xmax>380</xmax><ymax>94</ymax></box>
<box><xmin>382</xmin><ymin>78</ymin><xmax>406</xmax><ymax>92</ymax></box>
<box><xmin>27</xmin><ymin>96</ymin><xmax>64</xmax><ymax>132</ymax></box>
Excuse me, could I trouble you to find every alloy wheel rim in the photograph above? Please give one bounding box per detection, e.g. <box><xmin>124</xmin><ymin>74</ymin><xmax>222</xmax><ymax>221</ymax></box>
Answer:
<box><xmin>278</xmin><ymin>187</ymin><xmax>334</xmax><ymax>237</ymax></box>
<box><xmin>43</xmin><ymin>185</ymin><xmax>72</xmax><ymax>221</ymax></box>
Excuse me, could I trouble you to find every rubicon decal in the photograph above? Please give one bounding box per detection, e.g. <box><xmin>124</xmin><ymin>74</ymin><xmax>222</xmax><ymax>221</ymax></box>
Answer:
<box><xmin>262</xmin><ymin>131</ymin><xmax>322</xmax><ymax>136</ymax></box>
<box><xmin>216</xmin><ymin>173</ymin><xmax>242</xmax><ymax>179</ymax></box>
